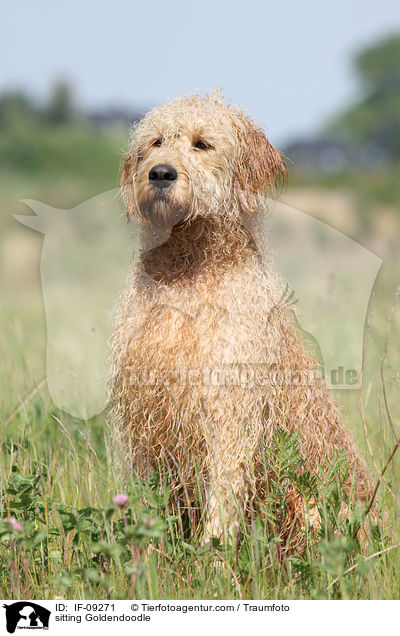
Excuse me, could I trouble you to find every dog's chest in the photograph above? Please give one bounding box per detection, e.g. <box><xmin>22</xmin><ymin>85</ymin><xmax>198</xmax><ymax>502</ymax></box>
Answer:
<box><xmin>132</xmin><ymin>259</ymin><xmax>274</xmax><ymax>369</ymax></box>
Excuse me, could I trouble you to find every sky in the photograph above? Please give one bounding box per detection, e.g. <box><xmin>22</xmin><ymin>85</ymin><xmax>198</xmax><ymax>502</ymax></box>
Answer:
<box><xmin>2</xmin><ymin>0</ymin><xmax>400</xmax><ymax>144</ymax></box>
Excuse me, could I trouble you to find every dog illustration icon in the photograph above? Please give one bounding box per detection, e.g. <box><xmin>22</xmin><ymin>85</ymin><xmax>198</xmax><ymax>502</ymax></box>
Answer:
<box><xmin>3</xmin><ymin>602</ymin><xmax>50</xmax><ymax>633</ymax></box>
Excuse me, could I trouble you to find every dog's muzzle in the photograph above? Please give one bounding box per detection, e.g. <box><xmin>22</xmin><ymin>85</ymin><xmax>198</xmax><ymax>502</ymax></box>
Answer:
<box><xmin>138</xmin><ymin>163</ymin><xmax>191</xmax><ymax>229</ymax></box>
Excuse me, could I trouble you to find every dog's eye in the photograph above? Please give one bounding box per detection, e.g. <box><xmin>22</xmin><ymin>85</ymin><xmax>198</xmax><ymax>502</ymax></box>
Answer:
<box><xmin>151</xmin><ymin>138</ymin><xmax>162</xmax><ymax>147</ymax></box>
<box><xmin>193</xmin><ymin>138</ymin><xmax>212</xmax><ymax>150</ymax></box>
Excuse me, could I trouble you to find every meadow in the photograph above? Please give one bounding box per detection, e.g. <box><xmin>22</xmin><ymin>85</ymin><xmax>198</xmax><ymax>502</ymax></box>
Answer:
<box><xmin>1</xmin><ymin>115</ymin><xmax>400</xmax><ymax>600</ymax></box>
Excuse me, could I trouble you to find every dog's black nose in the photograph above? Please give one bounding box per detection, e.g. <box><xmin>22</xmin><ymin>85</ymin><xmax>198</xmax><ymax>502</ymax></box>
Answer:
<box><xmin>148</xmin><ymin>164</ymin><xmax>178</xmax><ymax>189</ymax></box>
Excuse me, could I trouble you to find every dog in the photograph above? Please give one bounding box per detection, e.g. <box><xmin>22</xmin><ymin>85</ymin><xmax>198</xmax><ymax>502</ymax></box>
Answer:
<box><xmin>110</xmin><ymin>91</ymin><xmax>370</xmax><ymax>546</ymax></box>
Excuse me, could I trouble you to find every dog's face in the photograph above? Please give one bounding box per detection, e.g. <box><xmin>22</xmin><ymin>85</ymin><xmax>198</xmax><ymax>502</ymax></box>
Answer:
<box><xmin>121</xmin><ymin>93</ymin><xmax>286</xmax><ymax>230</ymax></box>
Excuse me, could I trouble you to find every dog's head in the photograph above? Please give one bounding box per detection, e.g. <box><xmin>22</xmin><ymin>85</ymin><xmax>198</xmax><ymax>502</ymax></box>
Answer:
<box><xmin>121</xmin><ymin>92</ymin><xmax>286</xmax><ymax>230</ymax></box>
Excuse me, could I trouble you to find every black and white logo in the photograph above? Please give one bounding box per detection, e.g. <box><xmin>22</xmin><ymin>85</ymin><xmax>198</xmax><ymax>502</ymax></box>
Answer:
<box><xmin>2</xmin><ymin>602</ymin><xmax>50</xmax><ymax>633</ymax></box>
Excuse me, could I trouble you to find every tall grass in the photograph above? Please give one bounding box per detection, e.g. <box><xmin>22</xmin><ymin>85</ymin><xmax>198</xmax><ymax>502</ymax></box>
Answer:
<box><xmin>1</xmin><ymin>366</ymin><xmax>399</xmax><ymax>599</ymax></box>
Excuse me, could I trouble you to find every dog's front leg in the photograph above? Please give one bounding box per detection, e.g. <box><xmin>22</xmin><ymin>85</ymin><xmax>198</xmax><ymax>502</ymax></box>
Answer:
<box><xmin>202</xmin><ymin>464</ymin><xmax>246</xmax><ymax>545</ymax></box>
<box><xmin>200</xmin><ymin>408</ymin><xmax>250</xmax><ymax>545</ymax></box>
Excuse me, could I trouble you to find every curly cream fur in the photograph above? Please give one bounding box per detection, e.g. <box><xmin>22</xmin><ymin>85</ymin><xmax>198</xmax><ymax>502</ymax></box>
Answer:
<box><xmin>110</xmin><ymin>92</ymin><xmax>370</xmax><ymax>546</ymax></box>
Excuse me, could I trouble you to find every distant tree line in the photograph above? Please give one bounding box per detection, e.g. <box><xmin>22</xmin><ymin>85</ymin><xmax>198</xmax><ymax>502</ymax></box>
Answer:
<box><xmin>0</xmin><ymin>80</ymin><xmax>76</xmax><ymax>127</ymax></box>
<box><xmin>0</xmin><ymin>80</ymin><xmax>141</xmax><ymax>129</ymax></box>
<box><xmin>286</xmin><ymin>33</ymin><xmax>400</xmax><ymax>173</ymax></box>
<box><xmin>0</xmin><ymin>81</ymin><xmax>143</xmax><ymax>181</ymax></box>
<box><xmin>329</xmin><ymin>33</ymin><xmax>400</xmax><ymax>161</ymax></box>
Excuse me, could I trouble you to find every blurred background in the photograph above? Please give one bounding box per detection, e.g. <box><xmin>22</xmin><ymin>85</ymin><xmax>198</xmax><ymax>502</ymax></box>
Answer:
<box><xmin>1</xmin><ymin>0</ymin><xmax>400</xmax><ymax>453</ymax></box>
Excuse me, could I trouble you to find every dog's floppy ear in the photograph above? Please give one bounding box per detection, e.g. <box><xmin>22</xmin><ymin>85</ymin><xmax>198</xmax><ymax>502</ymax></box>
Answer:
<box><xmin>120</xmin><ymin>146</ymin><xmax>140</xmax><ymax>218</ymax></box>
<box><xmin>120</xmin><ymin>146</ymin><xmax>141</xmax><ymax>187</ymax></box>
<box><xmin>236</xmin><ymin>123</ymin><xmax>287</xmax><ymax>210</ymax></box>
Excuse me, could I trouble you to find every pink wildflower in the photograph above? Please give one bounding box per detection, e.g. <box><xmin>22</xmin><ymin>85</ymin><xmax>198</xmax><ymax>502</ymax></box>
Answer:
<box><xmin>112</xmin><ymin>494</ymin><xmax>129</xmax><ymax>508</ymax></box>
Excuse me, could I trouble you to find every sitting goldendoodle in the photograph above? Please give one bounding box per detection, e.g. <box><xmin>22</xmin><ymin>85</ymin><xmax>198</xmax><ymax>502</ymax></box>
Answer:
<box><xmin>110</xmin><ymin>92</ymin><xmax>370</xmax><ymax>546</ymax></box>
